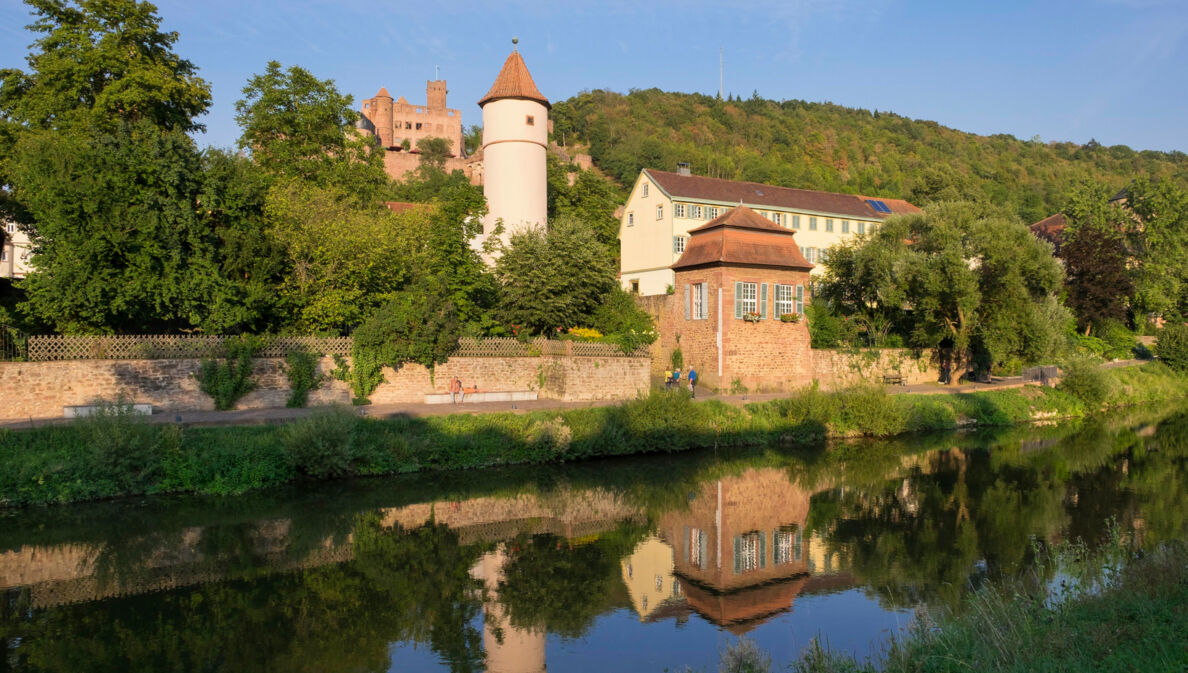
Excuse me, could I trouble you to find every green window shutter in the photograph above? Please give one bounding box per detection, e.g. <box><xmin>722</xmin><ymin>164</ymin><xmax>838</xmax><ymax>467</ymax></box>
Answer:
<box><xmin>760</xmin><ymin>532</ymin><xmax>767</xmax><ymax>569</ymax></box>
<box><xmin>733</xmin><ymin>536</ymin><xmax>742</xmax><ymax>574</ymax></box>
<box><xmin>734</xmin><ymin>282</ymin><xmax>743</xmax><ymax>319</ymax></box>
<box><xmin>796</xmin><ymin>284</ymin><xmax>805</xmax><ymax>315</ymax></box>
<box><xmin>759</xmin><ymin>283</ymin><xmax>768</xmax><ymax>319</ymax></box>
<box><xmin>684</xmin><ymin>284</ymin><xmax>691</xmax><ymax>320</ymax></box>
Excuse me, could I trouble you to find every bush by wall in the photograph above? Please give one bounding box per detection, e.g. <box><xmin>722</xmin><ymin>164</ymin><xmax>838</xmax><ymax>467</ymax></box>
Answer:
<box><xmin>1156</xmin><ymin>323</ymin><xmax>1188</xmax><ymax>373</ymax></box>
<box><xmin>196</xmin><ymin>336</ymin><xmax>261</xmax><ymax>410</ymax></box>
<box><xmin>283</xmin><ymin>350</ymin><xmax>322</xmax><ymax>408</ymax></box>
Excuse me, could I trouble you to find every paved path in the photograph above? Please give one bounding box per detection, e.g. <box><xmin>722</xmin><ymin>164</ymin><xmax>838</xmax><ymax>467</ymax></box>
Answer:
<box><xmin>3</xmin><ymin>359</ymin><xmax>1150</xmax><ymax>430</ymax></box>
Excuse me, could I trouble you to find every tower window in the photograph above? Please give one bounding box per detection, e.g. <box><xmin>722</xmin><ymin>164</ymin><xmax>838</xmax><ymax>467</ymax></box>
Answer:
<box><xmin>526</xmin><ymin>115</ymin><xmax>535</xmax><ymax>126</ymax></box>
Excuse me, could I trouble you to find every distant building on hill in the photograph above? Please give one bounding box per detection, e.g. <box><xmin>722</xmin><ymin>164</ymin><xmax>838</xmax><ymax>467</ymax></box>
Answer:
<box><xmin>1</xmin><ymin>221</ymin><xmax>32</xmax><ymax>280</ymax></box>
<box><xmin>619</xmin><ymin>166</ymin><xmax>920</xmax><ymax>295</ymax></box>
<box><xmin>1029</xmin><ymin>212</ymin><xmax>1068</xmax><ymax>252</ymax></box>
<box><xmin>357</xmin><ymin>80</ymin><xmax>475</xmax><ymax>182</ymax></box>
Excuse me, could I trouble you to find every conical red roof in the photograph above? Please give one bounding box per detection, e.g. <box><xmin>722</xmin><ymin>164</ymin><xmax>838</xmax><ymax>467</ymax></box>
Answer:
<box><xmin>375</xmin><ymin>86</ymin><xmax>391</xmax><ymax>98</ymax></box>
<box><xmin>478</xmin><ymin>50</ymin><xmax>549</xmax><ymax>108</ymax></box>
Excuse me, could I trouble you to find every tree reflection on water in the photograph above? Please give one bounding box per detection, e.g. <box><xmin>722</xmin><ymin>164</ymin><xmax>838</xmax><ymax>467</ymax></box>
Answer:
<box><xmin>1</xmin><ymin>406</ymin><xmax>1186</xmax><ymax>672</ymax></box>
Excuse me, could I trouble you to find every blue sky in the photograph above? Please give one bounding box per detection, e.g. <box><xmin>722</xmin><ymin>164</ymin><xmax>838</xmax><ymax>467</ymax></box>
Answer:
<box><xmin>2</xmin><ymin>0</ymin><xmax>1186</xmax><ymax>153</ymax></box>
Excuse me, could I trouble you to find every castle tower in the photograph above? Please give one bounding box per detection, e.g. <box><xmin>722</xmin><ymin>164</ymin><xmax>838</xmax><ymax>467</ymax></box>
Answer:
<box><xmin>426</xmin><ymin>79</ymin><xmax>448</xmax><ymax>110</ymax></box>
<box><xmin>478</xmin><ymin>44</ymin><xmax>549</xmax><ymax>256</ymax></box>
<box><xmin>372</xmin><ymin>87</ymin><xmax>394</xmax><ymax>148</ymax></box>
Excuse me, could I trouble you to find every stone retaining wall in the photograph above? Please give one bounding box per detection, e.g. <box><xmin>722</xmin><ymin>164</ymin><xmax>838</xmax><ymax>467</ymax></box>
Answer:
<box><xmin>0</xmin><ymin>354</ymin><xmax>650</xmax><ymax>422</ymax></box>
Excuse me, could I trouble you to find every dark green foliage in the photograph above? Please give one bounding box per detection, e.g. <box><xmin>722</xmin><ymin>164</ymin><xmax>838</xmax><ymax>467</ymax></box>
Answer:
<box><xmin>589</xmin><ymin>286</ymin><xmax>658</xmax><ymax>353</ymax></box>
<box><xmin>281</xmin><ymin>406</ymin><xmax>359</xmax><ymax>478</ymax></box>
<box><xmin>1060</xmin><ymin>182</ymin><xmax>1133</xmax><ymax>329</ymax></box>
<box><xmin>551</xmin><ymin>89</ymin><xmax>1188</xmax><ymax>224</ymax></box>
<box><xmin>197</xmin><ymin>337</ymin><xmax>261</xmax><ymax>410</ymax></box>
<box><xmin>352</xmin><ymin>277</ymin><xmax>462</xmax><ymax>374</ymax></box>
<box><xmin>806</xmin><ymin>299</ymin><xmax>856</xmax><ymax>348</ymax></box>
<box><xmin>1058</xmin><ymin>358</ymin><xmax>1110</xmax><ymax>408</ymax></box>
<box><xmin>1094</xmin><ymin>320</ymin><xmax>1138</xmax><ymax>360</ymax></box>
<box><xmin>1124</xmin><ymin>179</ymin><xmax>1188</xmax><ymax>320</ymax></box>
<box><xmin>670</xmin><ymin>347</ymin><xmax>684</xmax><ymax>370</ymax></box>
<box><xmin>415</xmin><ymin>136</ymin><xmax>452</xmax><ymax>169</ymax></box>
<box><xmin>1155</xmin><ymin>323</ymin><xmax>1188</xmax><ymax>372</ymax></box>
<box><xmin>495</xmin><ymin>217</ymin><xmax>617</xmax><ymax>334</ymax></box>
<box><xmin>547</xmin><ymin>153</ymin><xmax>626</xmax><ymax>250</ymax></box>
<box><xmin>283</xmin><ymin>350</ymin><xmax>321</xmax><ymax>408</ymax></box>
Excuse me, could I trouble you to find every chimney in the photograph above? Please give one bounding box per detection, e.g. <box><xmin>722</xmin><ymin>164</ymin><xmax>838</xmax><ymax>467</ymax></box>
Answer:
<box><xmin>676</xmin><ymin>162</ymin><xmax>692</xmax><ymax>177</ymax></box>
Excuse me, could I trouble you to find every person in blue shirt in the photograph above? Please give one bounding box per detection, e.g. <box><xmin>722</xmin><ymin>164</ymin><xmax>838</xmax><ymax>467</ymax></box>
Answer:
<box><xmin>688</xmin><ymin>368</ymin><xmax>698</xmax><ymax>398</ymax></box>
<box><xmin>671</xmin><ymin>368</ymin><xmax>681</xmax><ymax>392</ymax></box>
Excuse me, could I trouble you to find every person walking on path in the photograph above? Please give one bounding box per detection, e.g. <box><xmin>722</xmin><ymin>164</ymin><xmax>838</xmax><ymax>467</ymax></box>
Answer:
<box><xmin>450</xmin><ymin>378</ymin><xmax>463</xmax><ymax>404</ymax></box>
<box><xmin>688</xmin><ymin>368</ymin><xmax>698</xmax><ymax>398</ymax></box>
<box><xmin>672</xmin><ymin>368</ymin><xmax>681</xmax><ymax>392</ymax></box>
<box><xmin>664</xmin><ymin>369</ymin><xmax>673</xmax><ymax>391</ymax></box>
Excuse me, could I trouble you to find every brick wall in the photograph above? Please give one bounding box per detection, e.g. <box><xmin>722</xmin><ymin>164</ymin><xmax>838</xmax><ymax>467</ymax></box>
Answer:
<box><xmin>812</xmin><ymin>348</ymin><xmax>938</xmax><ymax>388</ymax></box>
<box><xmin>0</xmin><ymin>354</ymin><xmax>650</xmax><ymax>421</ymax></box>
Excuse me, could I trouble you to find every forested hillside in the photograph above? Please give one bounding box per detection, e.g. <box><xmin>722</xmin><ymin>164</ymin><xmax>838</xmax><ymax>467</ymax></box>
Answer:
<box><xmin>551</xmin><ymin>89</ymin><xmax>1188</xmax><ymax>223</ymax></box>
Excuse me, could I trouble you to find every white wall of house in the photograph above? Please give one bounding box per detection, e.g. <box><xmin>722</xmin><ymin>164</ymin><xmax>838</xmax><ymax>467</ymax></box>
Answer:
<box><xmin>1</xmin><ymin>221</ymin><xmax>32</xmax><ymax>280</ymax></box>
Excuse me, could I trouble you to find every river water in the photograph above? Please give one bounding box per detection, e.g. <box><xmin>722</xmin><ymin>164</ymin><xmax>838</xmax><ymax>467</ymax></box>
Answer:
<box><xmin>2</xmin><ymin>406</ymin><xmax>1187</xmax><ymax>672</ymax></box>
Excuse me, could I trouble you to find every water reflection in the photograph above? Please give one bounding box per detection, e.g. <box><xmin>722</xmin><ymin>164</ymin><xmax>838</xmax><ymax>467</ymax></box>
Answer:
<box><xmin>2</xmin><ymin>406</ymin><xmax>1186</xmax><ymax>672</ymax></box>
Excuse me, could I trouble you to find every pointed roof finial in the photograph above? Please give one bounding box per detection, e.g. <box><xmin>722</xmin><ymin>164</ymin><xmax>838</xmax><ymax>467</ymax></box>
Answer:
<box><xmin>512</xmin><ymin>36</ymin><xmax>519</xmax><ymax>50</ymax></box>
<box><xmin>478</xmin><ymin>47</ymin><xmax>549</xmax><ymax>108</ymax></box>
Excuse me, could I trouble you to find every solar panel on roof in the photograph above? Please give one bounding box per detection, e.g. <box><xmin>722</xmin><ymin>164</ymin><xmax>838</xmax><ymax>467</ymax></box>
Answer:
<box><xmin>865</xmin><ymin>199</ymin><xmax>891</xmax><ymax>213</ymax></box>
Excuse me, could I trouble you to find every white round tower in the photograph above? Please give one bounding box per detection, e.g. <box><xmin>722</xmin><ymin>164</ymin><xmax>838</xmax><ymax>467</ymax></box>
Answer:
<box><xmin>477</xmin><ymin>44</ymin><xmax>549</xmax><ymax>258</ymax></box>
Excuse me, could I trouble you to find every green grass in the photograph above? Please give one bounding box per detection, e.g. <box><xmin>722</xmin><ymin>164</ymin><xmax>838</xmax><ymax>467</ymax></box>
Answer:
<box><xmin>1</xmin><ymin>363</ymin><xmax>1186</xmax><ymax>507</ymax></box>
<box><xmin>786</xmin><ymin>540</ymin><xmax>1188</xmax><ymax>673</ymax></box>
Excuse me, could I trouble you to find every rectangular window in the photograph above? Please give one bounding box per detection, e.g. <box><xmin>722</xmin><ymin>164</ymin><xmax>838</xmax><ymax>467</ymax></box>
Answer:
<box><xmin>841</xmin><ymin>220</ymin><xmax>850</xmax><ymax>234</ymax></box>
<box><xmin>706</xmin><ymin>206</ymin><xmax>719</xmax><ymax>219</ymax></box>
<box><xmin>688</xmin><ymin>527</ymin><xmax>708</xmax><ymax>570</ymax></box>
<box><xmin>735</xmin><ymin>281</ymin><xmax>757</xmax><ymax>318</ymax></box>
<box><xmin>791</xmin><ymin>215</ymin><xmax>801</xmax><ymax>229</ymax></box>
<box><xmin>775</xmin><ymin>284</ymin><xmax>796</xmax><ymax>317</ymax></box>
<box><xmin>627</xmin><ymin>212</ymin><xmax>634</xmax><ymax>226</ymax></box>
<box><xmin>674</xmin><ymin>203</ymin><xmax>686</xmax><ymax>218</ymax></box>
<box><xmin>825</xmin><ymin>218</ymin><xmax>834</xmax><ymax>233</ymax></box>
<box><xmin>800</xmin><ymin>247</ymin><xmax>815</xmax><ymax>264</ymax></box>
<box><xmin>809</xmin><ymin>216</ymin><xmax>818</xmax><ymax>231</ymax></box>
<box><xmin>733</xmin><ymin>531</ymin><xmax>766</xmax><ymax>574</ymax></box>
<box><xmin>673</xmin><ymin>235</ymin><xmax>686</xmax><ymax>254</ymax></box>
<box><xmin>693</xmin><ymin>282</ymin><xmax>708</xmax><ymax>319</ymax></box>
<box><xmin>796</xmin><ymin>284</ymin><xmax>805</xmax><ymax>314</ymax></box>
<box><xmin>641</xmin><ymin>183</ymin><xmax>649</xmax><ymax>198</ymax></box>
<box><xmin>816</xmin><ymin>247</ymin><xmax>826</xmax><ymax>263</ymax></box>
<box><xmin>690</xmin><ymin>205</ymin><xmax>703</xmax><ymax>219</ymax></box>
<box><xmin>656</xmin><ymin>204</ymin><xmax>664</xmax><ymax>220</ymax></box>
<box><xmin>773</xmin><ymin>212</ymin><xmax>783</xmax><ymax>225</ymax></box>
<box><xmin>774</xmin><ymin>528</ymin><xmax>797</xmax><ymax>565</ymax></box>
<box><xmin>415</xmin><ymin>122</ymin><xmax>422</xmax><ymax>130</ymax></box>
<box><xmin>858</xmin><ymin>221</ymin><xmax>866</xmax><ymax>235</ymax></box>
<box><xmin>4</xmin><ymin>223</ymin><xmax>13</xmax><ymax>234</ymax></box>
<box><xmin>0</xmin><ymin>249</ymin><xmax>6</xmax><ymax>262</ymax></box>
<box><xmin>525</xmin><ymin>115</ymin><xmax>535</xmax><ymax>126</ymax></box>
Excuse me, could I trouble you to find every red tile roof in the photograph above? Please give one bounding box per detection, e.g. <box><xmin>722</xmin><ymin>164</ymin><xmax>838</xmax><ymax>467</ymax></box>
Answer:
<box><xmin>375</xmin><ymin>87</ymin><xmax>391</xmax><ymax>98</ymax></box>
<box><xmin>646</xmin><ymin>170</ymin><xmax>911</xmax><ymax>220</ymax></box>
<box><xmin>673</xmin><ymin>206</ymin><xmax>813</xmax><ymax>271</ymax></box>
<box><xmin>1030</xmin><ymin>213</ymin><xmax>1067</xmax><ymax>249</ymax></box>
<box><xmin>478</xmin><ymin>51</ymin><xmax>550</xmax><ymax>108</ymax></box>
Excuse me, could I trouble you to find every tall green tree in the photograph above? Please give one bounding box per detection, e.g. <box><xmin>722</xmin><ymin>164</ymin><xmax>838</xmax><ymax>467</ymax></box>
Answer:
<box><xmin>819</xmin><ymin>202</ymin><xmax>1067</xmax><ymax>377</ymax></box>
<box><xmin>547</xmin><ymin>155</ymin><xmax>625</xmax><ymax>251</ymax></box>
<box><xmin>494</xmin><ymin>217</ymin><xmax>617</xmax><ymax>334</ymax></box>
<box><xmin>415</xmin><ymin>136</ymin><xmax>452</xmax><ymax>170</ymax></box>
<box><xmin>235</xmin><ymin>61</ymin><xmax>390</xmax><ymax>202</ymax></box>
<box><xmin>1123</xmin><ymin>178</ymin><xmax>1188</xmax><ymax>320</ymax></box>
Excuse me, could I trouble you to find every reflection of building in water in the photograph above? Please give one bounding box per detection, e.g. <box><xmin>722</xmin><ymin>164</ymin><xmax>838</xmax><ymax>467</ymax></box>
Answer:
<box><xmin>641</xmin><ymin>467</ymin><xmax>852</xmax><ymax>632</ymax></box>
<box><xmin>621</xmin><ymin>535</ymin><xmax>682</xmax><ymax>620</ymax></box>
<box><xmin>472</xmin><ymin>548</ymin><xmax>547</xmax><ymax>673</ymax></box>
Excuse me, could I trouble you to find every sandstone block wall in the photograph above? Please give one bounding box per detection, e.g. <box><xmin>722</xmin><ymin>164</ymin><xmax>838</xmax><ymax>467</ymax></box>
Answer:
<box><xmin>0</xmin><ymin>354</ymin><xmax>649</xmax><ymax>422</ymax></box>
<box><xmin>811</xmin><ymin>349</ymin><xmax>938</xmax><ymax>388</ymax></box>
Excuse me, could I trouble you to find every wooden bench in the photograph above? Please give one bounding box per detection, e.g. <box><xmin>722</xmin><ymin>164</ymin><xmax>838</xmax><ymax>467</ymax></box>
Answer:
<box><xmin>881</xmin><ymin>373</ymin><xmax>904</xmax><ymax>386</ymax></box>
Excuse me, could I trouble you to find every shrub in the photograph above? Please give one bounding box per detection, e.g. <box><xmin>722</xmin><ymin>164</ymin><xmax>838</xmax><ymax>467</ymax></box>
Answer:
<box><xmin>1058</xmin><ymin>357</ymin><xmax>1111</xmax><ymax>408</ymax></box>
<box><xmin>284</xmin><ymin>350</ymin><xmax>322</xmax><ymax>408</ymax></box>
<box><xmin>72</xmin><ymin>399</ymin><xmax>179</xmax><ymax>494</ymax></box>
<box><xmin>719</xmin><ymin>637</ymin><xmax>772</xmax><ymax>673</ymax></box>
<box><xmin>1155</xmin><ymin>323</ymin><xmax>1188</xmax><ymax>373</ymax></box>
<box><xmin>197</xmin><ymin>336</ymin><xmax>261</xmax><ymax>410</ymax></box>
<box><xmin>670</xmin><ymin>347</ymin><xmax>684</xmax><ymax>370</ymax></box>
<box><xmin>806</xmin><ymin>299</ymin><xmax>856</xmax><ymax>348</ymax></box>
<box><xmin>281</xmin><ymin>406</ymin><xmax>359</xmax><ymax>478</ymax></box>
<box><xmin>1096</xmin><ymin>320</ymin><xmax>1137</xmax><ymax>360</ymax></box>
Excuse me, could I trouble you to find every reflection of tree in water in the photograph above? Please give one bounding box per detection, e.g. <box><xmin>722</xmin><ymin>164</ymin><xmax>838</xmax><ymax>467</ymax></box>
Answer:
<box><xmin>0</xmin><ymin>515</ymin><xmax>490</xmax><ymax>673</ymax></box>
<box><xmin>497</xmin><ymin>523</ymin><xmax>646</xmax><ymax>638</ymax></box>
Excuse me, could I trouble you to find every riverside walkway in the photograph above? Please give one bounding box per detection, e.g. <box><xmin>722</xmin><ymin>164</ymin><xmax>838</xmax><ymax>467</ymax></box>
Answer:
<box><xmin>3</xmin><ymin>360</ymin><xmax>1148</xmax><ymax>430</ymax></box>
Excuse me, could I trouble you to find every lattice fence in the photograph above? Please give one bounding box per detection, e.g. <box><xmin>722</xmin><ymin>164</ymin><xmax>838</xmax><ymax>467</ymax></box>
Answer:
<box><xmin>26</xmin><ymin>335</ymin><xmax>353</xmax><ymax>362</ymax></box>
<box><xmin>23</xmin><ymin>334</ymin><xmax>646</xmax><ymax>361</ymax></box>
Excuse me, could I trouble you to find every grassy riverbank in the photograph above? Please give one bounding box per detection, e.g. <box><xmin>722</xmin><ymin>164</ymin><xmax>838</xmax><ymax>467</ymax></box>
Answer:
<box><xmin>721</xmin><ymin>538</ymin><xmax>1188</xmax><ymax>673</ymax></box>
<box><xmin>2</xmin><ymin>362</ymin><xmax>1186</xmax><ymax>506</ymax></box>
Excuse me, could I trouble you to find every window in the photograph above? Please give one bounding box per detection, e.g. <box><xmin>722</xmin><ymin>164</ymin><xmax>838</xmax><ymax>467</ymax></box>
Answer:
<box><xmin>688</xmin><ymin>527</ymin><xmax>708</xmax><ymax>570</ymax></box>
<box><xmin>772</xmin><ymin>212</ymin><xmax>783</xmax><ymax>225</ymax></box>
<box><xmin>841</xmin><ymin>220</ymin><xmax>850</xmax><ymax>234</ymax></box>
<box><xmin>869</xmin><ymin>223</ymin><xmax>878</xmax><ymax>234</ymax></box>
<box><xmin>0</xmin><ymin>249</ymin><xmax>6</xmax><ymax>262</ymax></box>
<box><xmin>791</xmin><ymin>215</ymin><xmax>801</xmax><ymax>229</ymax></box>
<box><xmin>641</xmin><ymin>183</ymin><xmax>649</xmax><ymax>198</ymax></box>
<box><xmin>774</xmin><ymin>527</ymin><xmax>798</xmax><ymax>565</ymax></box>
<box><xmin>809</xmin><ymin>216</ymin><xmax>818</xmax><ymax>231</ymax></box>
<box><xmin>674</xmin><ymin>203</ymin><xmax>686</xmax><ymax>218</ymax></box>
<box><xmin>737</xmin><ymin>282</ymin><xmax>757</xmax><ymax>316</ymax></box>
<box><xmin>733</xmin><ymin>531</ymin><xmax>766</xmax><ymax>574</ymax></box>
<box><xmin>819</xmin><ymin>248</ymin><xmax>829</xmax><ymax>263</ymax></box>
<box><xmin>825</xmin><ymin>218</ymin><xmax>834</xmax><ymax>233</ymax></box>
<box><xmin>796</xmin><ymin>284</ymin><xmax>805</xmax><ymax>314</ymax></box>
<box><xmin>630</xmin><ymin>280</ymin><xmax>640</xmax><ymax>294</ymax></box>
<box><xmin>415</xmin><ymin>122</ymin><xmax>422</xmax><ymax>130</ymax></box>
<box><xmin>673</xmin><ymin>235</ymin><xmax>686</xmax><ymax>254</ymax></box>
<box><xmin>775</xmin><ymin>284</ymin><xmax>797</xmax><ymax>317</ymax></box>
<box><xmin>687</xmin><ymin>282</ymin><xmax>708</xmax><ymax>320</ymax></box>
<box><xmin>627</xmin><ymin>212</ymin><xmax>634</xmax><ymax>226</ymax></box>
<box><xmin>4</xmin><ymin>223</ymin><xmax>13</xmax><ymax>234</ymax></box>
<box><xmin>707</xmin><ymin>206</ymin><xmax>719</xmax><ymax>219</ymax></box>
<box><xmin>690</xmin><ymin>204</ymin><xmax>703</xmax><ymax>219</ymax></box>
<box><xmin>656</xmin><ymin>204</ymin><xmax>663</xmax><ymax>220</ymax></box>
<box><xmin>405</xmin><ymin>122</ymin><xmax>412</xmax><ymax>129</ymax></box>
<box><xmin>525</xmin><ymin>115</ymin><xmax>535</xmax><ymax>126</ymax></box>
<box><xmin>800</xmin><ymin>246</ymin><xmax>815</xmax><ymax>264</ymax></box>
<box><xmin>857</xmin><ymin>221</ymin><xmax>866</xmax><ymax>235</ymax></box>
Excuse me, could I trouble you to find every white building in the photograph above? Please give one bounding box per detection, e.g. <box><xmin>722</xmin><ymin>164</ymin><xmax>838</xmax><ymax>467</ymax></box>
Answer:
<box><xmin>1</xmin><ymin>221</ymin><xmax>32</xmax><ymax>280</ymax></box>
<box><xmin>476</xmin><ymin>46</ymin><xmax>549</xmax><ymax>260</ymax></box>
<box><xmin>618</xmin><ymin>166</ymin><xmax>921</xmax><ymax>295</ymax></box>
